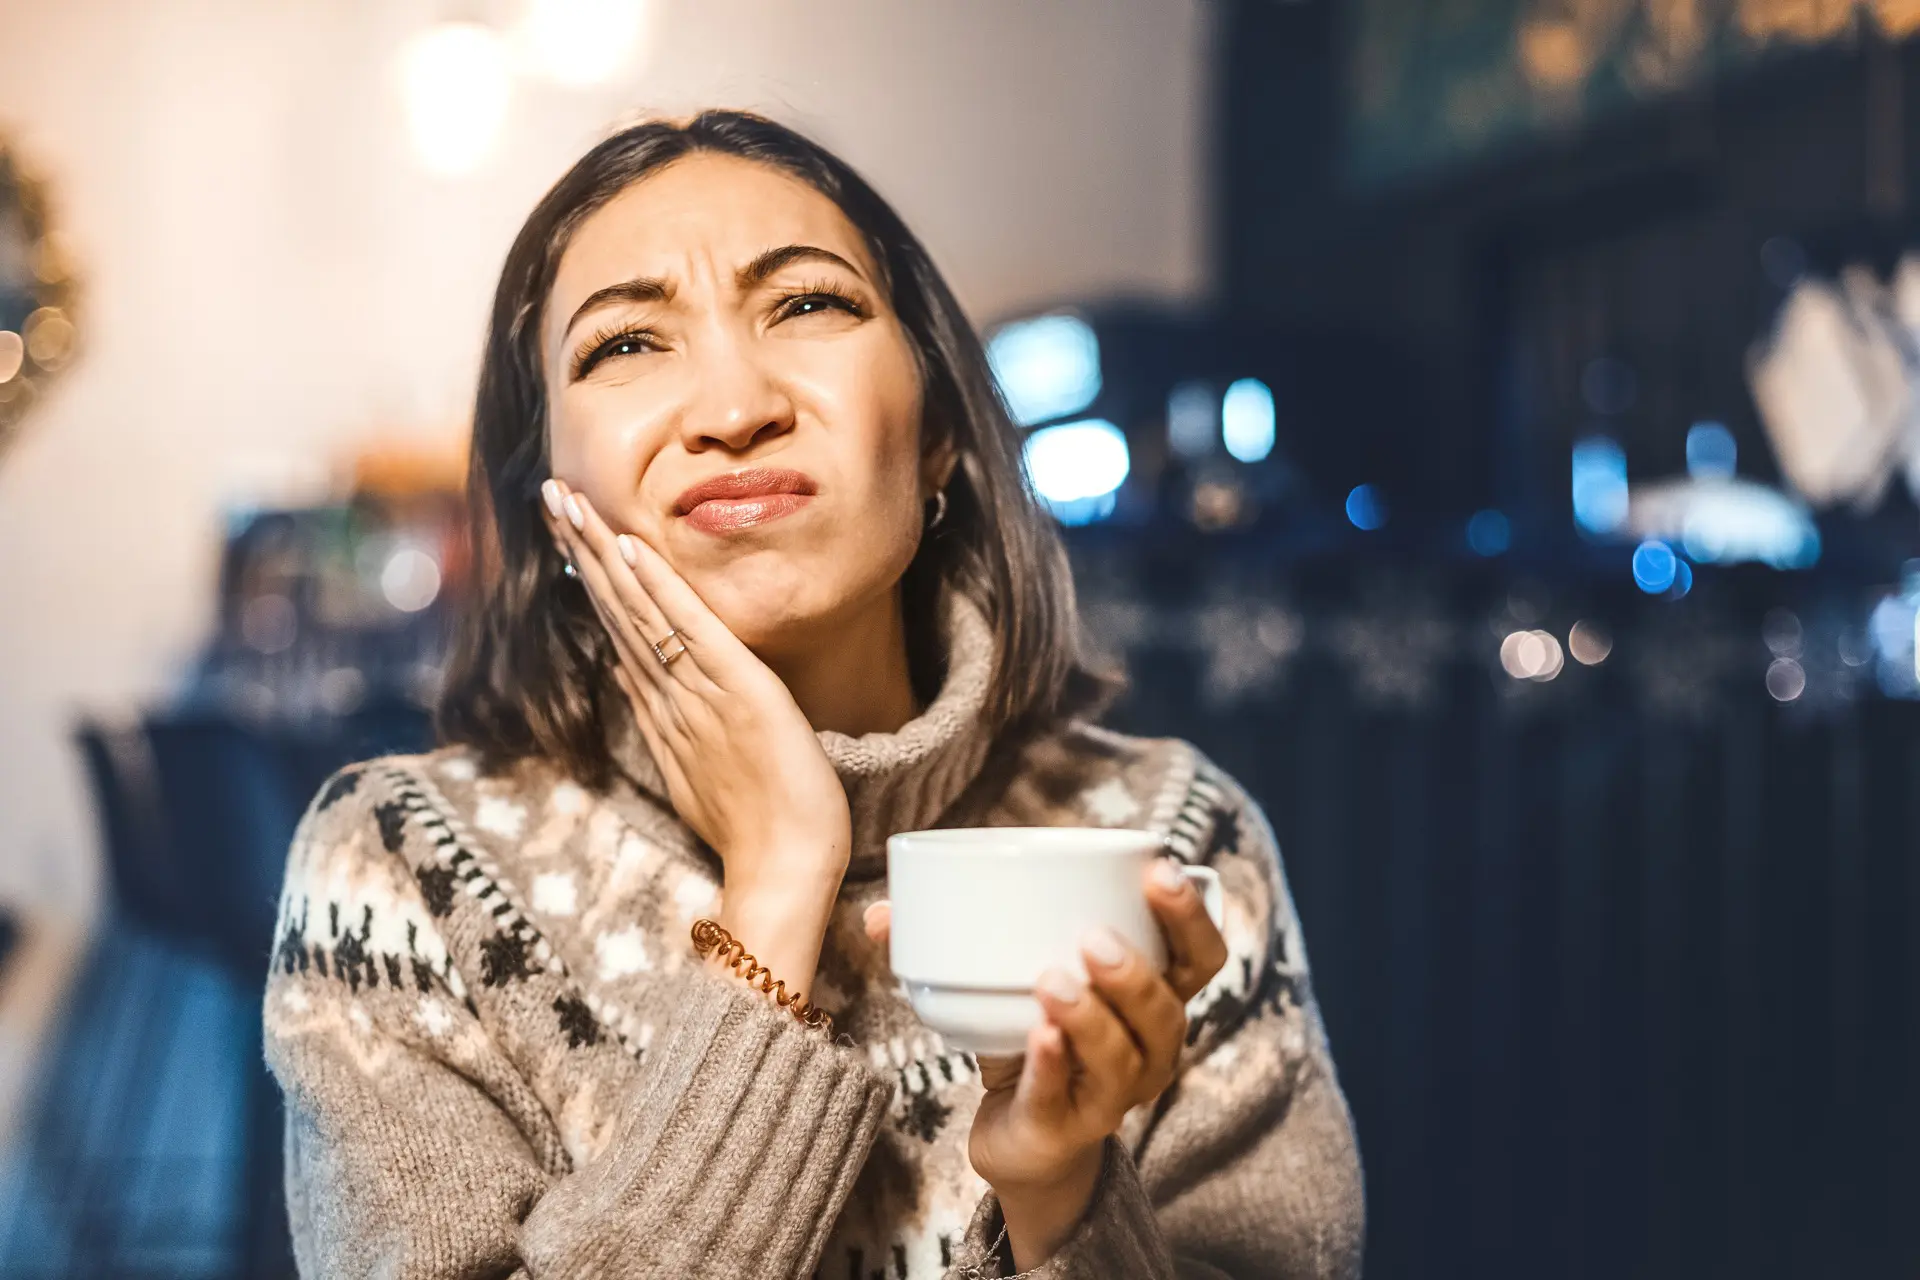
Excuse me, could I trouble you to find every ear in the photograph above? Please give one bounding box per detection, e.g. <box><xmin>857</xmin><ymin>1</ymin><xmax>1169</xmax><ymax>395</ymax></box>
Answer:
<box><xmin>919</xmin><ymin>420</ymin><xmax>960</xmax><ymax>500</ymax></box>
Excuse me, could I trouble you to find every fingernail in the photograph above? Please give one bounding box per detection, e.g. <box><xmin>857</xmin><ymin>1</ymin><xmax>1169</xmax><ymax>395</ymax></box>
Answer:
<box><xmin>617</xmin><ymin>534</ymin><xmax>638</xmax><ymax>566</ymax></box>
<box><xmin>563</xmin><ymin>494</ymin><xmax>585</xmax><ymax>530</ymax></box>
<box><xmin>1082</xmin><ymin>926</ymin><xmax>1128</xmax><ymax>968</ymax></box>
<box><xmin>541</xmin><ymin>479</ymin><xmax>565</xmax><ymax>520</ymax></box>
<box><xmin>1035</xmin><ymin>968</ymin><xmax>1082</xmax><ymax>1004</ymax></box>
<box><xmin>1153</xmin><ymin>859</ymin><xmax>1189</xmax><ymax>894</ymax></box>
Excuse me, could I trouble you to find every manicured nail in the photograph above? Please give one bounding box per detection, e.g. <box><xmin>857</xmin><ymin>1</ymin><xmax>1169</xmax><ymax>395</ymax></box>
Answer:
<box><xmin>617</xmin><ymin>534</ymin><xmax>638</xmax><ymax>566</ymax></box>
<box><xmin>563</xmin><ymin>494</ymin><xmax>585</xmax><ymax>530</ymax></box>
<box><xmin>1153</xmin><ymin>859</ymin><xmax>1189</xmax><ymax>894</ymax></box>
<box><xmin>541</xmin><ymin>479</ymin><xmax>565</xmax><ymax>520</ymax></box>
<box><xmin>1082</xmin><ymin>926</ymin><xmax>1127</xmax><ymax>969</ymax></box>
<box><xmin>1036</xmin><ymin>969</ymin><xmax>1082</xmax><ymax>1004</ymax></box>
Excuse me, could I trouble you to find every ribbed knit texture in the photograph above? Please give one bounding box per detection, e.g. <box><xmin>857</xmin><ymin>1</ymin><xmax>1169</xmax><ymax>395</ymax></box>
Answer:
<box><xmin>263</xmin><ymin>586</ymin><xmax>1366</xmax><ymax>1278</ymax></box>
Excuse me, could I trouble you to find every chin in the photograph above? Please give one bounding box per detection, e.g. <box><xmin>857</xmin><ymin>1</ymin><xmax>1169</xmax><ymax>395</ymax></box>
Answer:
<box><xmin>690</xmin><ymin>566</ymin><xmax>838</xmax><ymax>651</ymax></box>
<box><xmin>688</xmin><ymin>552</ymin><xmax>905</xmax><ymax>658</ymax></box>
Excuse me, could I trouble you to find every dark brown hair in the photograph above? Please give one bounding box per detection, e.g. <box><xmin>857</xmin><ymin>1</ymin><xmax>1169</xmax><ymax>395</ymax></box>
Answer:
<box><xmin>436</xmin><ymin>109</ymin><xmax>1118</xmax><ymax>789</ymax></box>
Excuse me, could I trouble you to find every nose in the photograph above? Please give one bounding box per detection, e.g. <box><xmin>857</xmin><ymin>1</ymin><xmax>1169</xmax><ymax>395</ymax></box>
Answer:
<box><xmin>676</xmin><ymin>329</ymin><xmax>796</xmax><ymax>455</ymax></box>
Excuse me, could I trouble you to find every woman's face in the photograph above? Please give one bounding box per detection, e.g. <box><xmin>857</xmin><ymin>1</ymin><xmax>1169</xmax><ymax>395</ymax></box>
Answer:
<box><xmin>542</xmin><ymin>152</ymin><xmax>942</xmax><ymax>655</ymax></box>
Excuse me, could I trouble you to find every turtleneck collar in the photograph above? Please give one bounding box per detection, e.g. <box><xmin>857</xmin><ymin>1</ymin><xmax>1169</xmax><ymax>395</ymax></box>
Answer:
<box><xmin>600</xmin><ymin>583</ymin><xmax>997</xmax><ymax>879</ymax></box>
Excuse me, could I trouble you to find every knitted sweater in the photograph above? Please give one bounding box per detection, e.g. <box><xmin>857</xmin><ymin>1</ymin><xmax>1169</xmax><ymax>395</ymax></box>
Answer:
<box><xmin>262</xmin><ymin>587</ymin><xmax>1366</xmax><ymax>1279</ymax></box>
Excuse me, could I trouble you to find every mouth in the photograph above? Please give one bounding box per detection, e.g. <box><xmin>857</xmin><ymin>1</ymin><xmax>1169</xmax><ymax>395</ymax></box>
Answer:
<box><xmin>672</xmin><ymin>466</ymin><xmax>819</xmax><ymax>535</ymax></box>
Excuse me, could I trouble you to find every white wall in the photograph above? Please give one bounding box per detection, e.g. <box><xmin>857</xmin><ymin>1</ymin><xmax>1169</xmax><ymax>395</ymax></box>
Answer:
<box><xmin>0</xmin><ymin>0</ymin><xmax>1213</xmax><ymax>924</ymax></box>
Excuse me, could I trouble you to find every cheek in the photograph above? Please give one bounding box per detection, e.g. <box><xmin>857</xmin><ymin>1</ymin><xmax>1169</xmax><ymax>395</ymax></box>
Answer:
<box><xmin>546</xmin><ymin>390</ymin><xmax>658</xmax><ymax>528</ymax></box>
<box><xmin>793</xmin><ymin>329</ymin><xmax>924</xmax><ymax>501</ymax></box>
<box><xmin>821</xmin><ymin>357</ymin><xmax>926</xmax><ymax>556</ymax></box>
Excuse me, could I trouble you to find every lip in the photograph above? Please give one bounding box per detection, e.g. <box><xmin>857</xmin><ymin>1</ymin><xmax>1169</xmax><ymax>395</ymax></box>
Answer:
<box><xmin>672</xmin><ymin>466</ymin><xmax>819</xmax><ymax>535</ymax></box>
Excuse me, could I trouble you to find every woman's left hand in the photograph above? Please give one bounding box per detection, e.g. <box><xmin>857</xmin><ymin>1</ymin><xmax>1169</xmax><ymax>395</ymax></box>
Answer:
<box><xmin>862</xmin><ymin>859</ymin><xmax>1229</xmax><ymax>1270</ymax></box>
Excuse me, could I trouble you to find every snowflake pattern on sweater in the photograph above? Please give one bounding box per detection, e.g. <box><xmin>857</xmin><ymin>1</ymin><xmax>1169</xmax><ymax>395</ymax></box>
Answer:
<box><xmin>265</xmin><ymin>712</ymin><xmax>1344</xmax><ymax>1279</ymax></box>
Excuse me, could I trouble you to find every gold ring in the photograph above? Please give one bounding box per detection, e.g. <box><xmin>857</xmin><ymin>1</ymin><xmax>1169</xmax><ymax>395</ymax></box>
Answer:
<box><xmin>649</xmin><ymin>628</ymin><xmax>687</xmax><ymax>666</ymax></box>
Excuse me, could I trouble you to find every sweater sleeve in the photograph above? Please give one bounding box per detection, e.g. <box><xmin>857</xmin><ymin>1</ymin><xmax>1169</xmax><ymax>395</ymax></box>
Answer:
<box><xmin>264</xmin><ymin>763</ymin><xmax>895</xmax><ymax>1279</ymax></box>
<box><xmin>946</xmin><ymin>769</ymin><xmax>1366</xmax><ymax>1279</ymax></box>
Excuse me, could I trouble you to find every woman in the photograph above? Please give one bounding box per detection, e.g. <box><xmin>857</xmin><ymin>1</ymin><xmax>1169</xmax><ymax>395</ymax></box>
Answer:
<box><xmin>264</xmin><ymin>109</ymin><xmax>1363</xmax><ymax>1279</ymax></box>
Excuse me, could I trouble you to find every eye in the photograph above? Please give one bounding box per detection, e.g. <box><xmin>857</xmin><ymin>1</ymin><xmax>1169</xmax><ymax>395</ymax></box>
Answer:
<box><xmin>774</xmin><ymin>280</ymin><xmax>866</xmax><ymax>324</ymax></box>
<box><xmin>572</xmin><ymin>326</ymin><xmax>657</xmax><ymax>380</ymax></box>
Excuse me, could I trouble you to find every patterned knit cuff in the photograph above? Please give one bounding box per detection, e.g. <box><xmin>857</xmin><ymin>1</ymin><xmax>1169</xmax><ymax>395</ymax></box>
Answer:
<box><xmin>952</xmin><ymin>1137</ymin><xmax>1175</xmax><ymax>1278</ymax></box>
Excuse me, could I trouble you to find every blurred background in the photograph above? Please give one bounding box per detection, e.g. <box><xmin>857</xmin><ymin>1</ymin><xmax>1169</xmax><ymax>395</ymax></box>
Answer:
<box><xmin>1</xmin><ymin>0</ymin><xmax>1918</xmax><ymax>1275</ymax></box>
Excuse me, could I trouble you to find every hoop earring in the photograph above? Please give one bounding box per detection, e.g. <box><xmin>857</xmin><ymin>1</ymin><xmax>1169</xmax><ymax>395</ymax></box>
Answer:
<box><xmin>925</xmin><ymin>489</ymin><xmax>948</xmax><ymax>530</ymax></box>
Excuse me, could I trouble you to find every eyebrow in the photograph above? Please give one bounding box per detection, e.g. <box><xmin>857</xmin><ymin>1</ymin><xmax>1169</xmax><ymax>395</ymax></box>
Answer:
<box><xmin>560</xmin><ymin>243</ymin><xmax>867</xmax><ymax>341</ymax></box>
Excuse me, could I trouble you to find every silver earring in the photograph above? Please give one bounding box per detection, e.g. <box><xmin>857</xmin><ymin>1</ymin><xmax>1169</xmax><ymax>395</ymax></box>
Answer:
<box><xmin>562</xmin><ymin>560</ymin><xmax>579</xmax><ymax>579</ymax></box>
<box><xmin>926</xmin><ymin>489</ymin><xmax>948</xmax><ymax>529</ymax></box>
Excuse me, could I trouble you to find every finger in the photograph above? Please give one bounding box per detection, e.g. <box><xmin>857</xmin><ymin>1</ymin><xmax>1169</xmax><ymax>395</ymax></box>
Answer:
<box><xmin>1080</xmin><ymin>926</ymin><xmax>1186</xmax><ymax>1094</ymax></box>
<box><xmin>551</xmin><ymin>481</ymin><xmax>671</xmax><ymax>641</ymax></box>
<box><xmin>611</xmin><ymin>663</ymin><xmax>671</xmax><ymax>759</ymax></box>
<box><xmin>1034</xmin><ymin>966</ymin><xmax>1141</xmax><ymax>1114</ymax></box>
<box><xmin>541</xmin><ymin>485</ymin><xmax>644</xmax><ymax>650</ymax></box>
<box><xmin>548</xmin><ymin>504</ymin><xmax>712</xmax><ymax>732</ymax></box>
<box><xmin>611</xmin><ymin>658</ymin><xmax>693</xmax><ymax>797</ymax></box>
<box><xmin>1146</xmin><ymin>860</ymin><xmax>1229</xmax><ymax>1003</ymax></box>
<box><xmin>604</xmin><ymin>512</ymin><xmax>759</xmax><ymax>681</ymax></box>
<box><xmin>554</xmin><ymin>484</ymin><xmax>721</xmax><ymax>696</ymax></box>
<box><xmin>861</xmin><ymin>900</ymin><xmax>891</xmax><ymax>947</ymax></box>
<box><xmin>1014</xmin><ymin>1021</ymin><xmax>1071</xmax><ymax>1120</ymax></box>
<box><xmin>559</xmin><ymin>518</ymin><xmax>681</xmax><ymax>702</ymax></box>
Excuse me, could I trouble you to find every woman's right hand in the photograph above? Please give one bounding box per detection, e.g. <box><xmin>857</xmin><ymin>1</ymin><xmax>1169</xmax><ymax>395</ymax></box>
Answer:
<box><xmin>542</xmin><ymin>478</ymin><xmax>852</xmax><ymax>995</ymax></box>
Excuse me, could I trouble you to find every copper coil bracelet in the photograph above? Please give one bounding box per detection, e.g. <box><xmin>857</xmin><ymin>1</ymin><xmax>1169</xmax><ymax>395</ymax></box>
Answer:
<box><xmin>689</xmin><ymin>918</ymin><xmax>833</xmax><ymax>1036</ymax></box>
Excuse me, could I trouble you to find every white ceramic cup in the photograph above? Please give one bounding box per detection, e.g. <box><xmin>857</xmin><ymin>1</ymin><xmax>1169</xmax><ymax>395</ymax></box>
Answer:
<box><xmin>885</xmin><ymin>826</ymin><xmax>1225</xmax><ymax>1056</ymax></box>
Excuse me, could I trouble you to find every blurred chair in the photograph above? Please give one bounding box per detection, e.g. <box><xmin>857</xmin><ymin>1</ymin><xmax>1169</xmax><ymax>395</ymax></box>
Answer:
<box><xmin>142</xmin><ymin>715</ymin><xmax>306</xmax><ymax>977</ymax></box>
<box><xmin>31</xmin><ymin>708</ymin><xmax>427</xmax><ymax>1277</ymax></box>
<box><xmin>77</xmin><ymin>719</ymin><xmax>203</xmax><ymax>947</ymax></box>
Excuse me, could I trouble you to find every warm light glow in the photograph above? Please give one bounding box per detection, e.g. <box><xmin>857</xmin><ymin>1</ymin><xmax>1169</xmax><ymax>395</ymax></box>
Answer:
<box><xmin>1501</xmin><ymin>629</ymin><xmax>1564</xmax><ymax>681</ymax></box>
<box><xmin>1568</xmin><ymin>620</ymin><xmax>1612</xmax><ymax>665</ymax></box>
<box><xmin>22</xmin><ymin>307</ymin><xmax>74</xmax><ymax>369</ymax></box>
<box><xmin>1190</xmin><ymin>479</ymin><xmax>1249</xmax><ymax>531</ymax></box>
<box><xmin>1766</xmin><ymin>658</ymin><xmax>1806</xmax><ymax>702</ymax></box>
<box><xmin>381</xmin><ymin>547</ymin><xmax>443</xmax><ymax>613</ymax></box>
<box><xmin>400</xmin><ymin>23</ymin><xmax>513</xmax><ymax>176</ymax></box>
<box><xmin>0</xmin><ymin>332</ymin><xmax>21</xmax><ymax>383</ymax></box>
<box><xmin>518</xmin><ymin>0</ymin><xmax>653</xmax><ymax>87</ymax></box>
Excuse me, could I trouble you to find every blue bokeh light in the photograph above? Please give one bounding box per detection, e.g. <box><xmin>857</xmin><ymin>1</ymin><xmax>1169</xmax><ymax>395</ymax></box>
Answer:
<box><xmin>1467</xmin><ymin>509</ymin><xmax>1510</xmax><ymax>556</ymax></box>
<box><xmin>1572</xmin><ymin>437</ymin><xmax>1629</xmax><ymax>535</ymax></box>
<box><xmin>1166</xmin><ymin>381</ymin><xmax>1218</xmax><ymax>461</ymax></box>
<box><xmin>1346</xmin><ymin>484</ymin><xmax>1386</xmax><ymax>530</ymax></box>
<box><xmin>987</xmin><ymin>312</ymin><xmax>1102</xmax><ymax>427</ymax></box>
<box><xmin>1221</xmin><ymin>377</ymin><xmax>1276</xmax><ymax>463</ymax></box>
<box><xmin>1043</xmin><ymin>492</ymin><xmax>1118</xmax><ymax>527</ymax></box>
<box><xmin>1632</xmin><ymin>540</ymin><xmax>1678</xmax><ymax>593</ymax></box>
<box><xmin>1686</xmin><ymin>421</ymin><xmax>1737</xmax><ymax>480</ymax></box>
<box><xmin>1022</xmin><ymin>418</ymin><xmax>1130</xmax><ymax>523</ymax></box>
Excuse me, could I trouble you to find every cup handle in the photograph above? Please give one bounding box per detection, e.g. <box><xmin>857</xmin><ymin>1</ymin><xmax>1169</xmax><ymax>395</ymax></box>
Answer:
<box><xmin>1183</xmin><ymin>865</ymin><xmax>1224</xmax><ymax>929</ymax></box>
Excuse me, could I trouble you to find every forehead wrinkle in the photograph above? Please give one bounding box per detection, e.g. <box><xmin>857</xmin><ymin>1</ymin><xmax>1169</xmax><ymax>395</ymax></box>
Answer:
<box><xmin>548</xmin><ymin>164</ymin><xmax>883</xmax><ymax>360</ymax></box>
<box><xmin>554</xmin><ymin>240</ymin><xmax>874</xmax><ymax>356</ymax></box>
